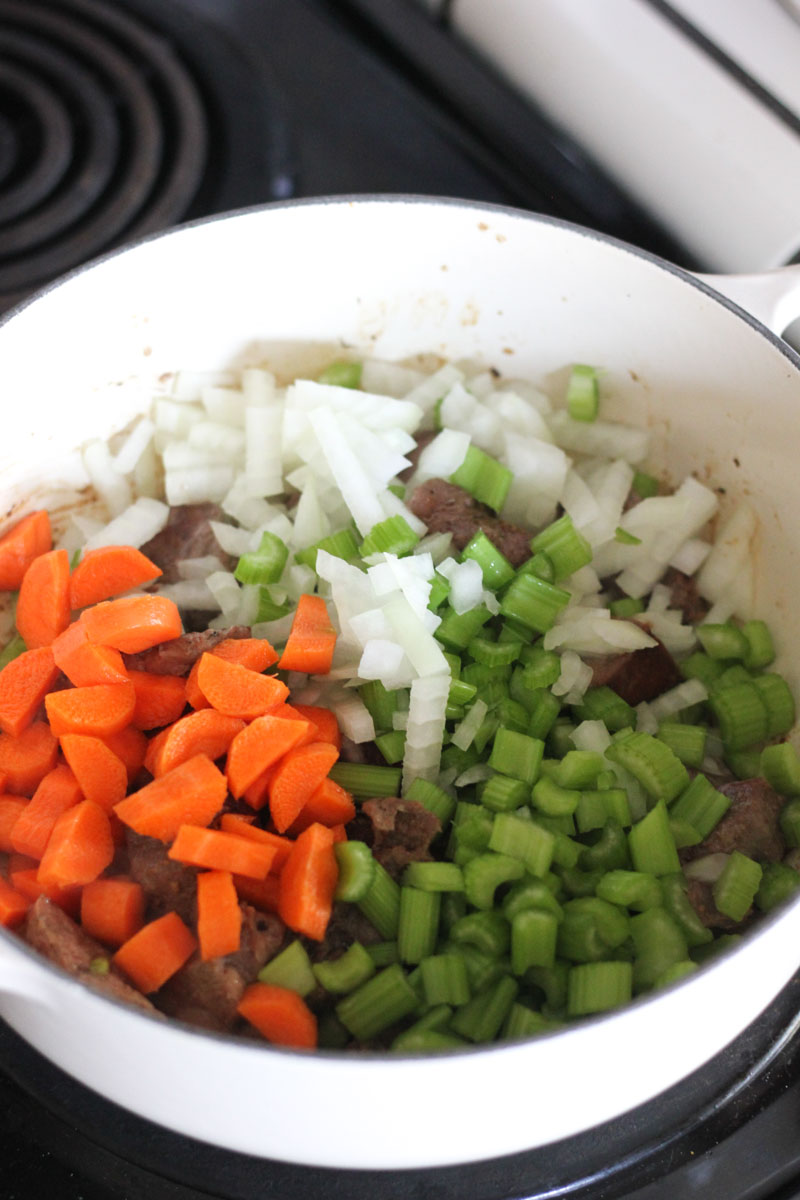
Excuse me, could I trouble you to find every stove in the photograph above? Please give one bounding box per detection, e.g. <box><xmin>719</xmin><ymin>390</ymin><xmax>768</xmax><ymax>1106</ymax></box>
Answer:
<box><xmin>0</xmin><ymin>2</ymin><xmax>798</xmax><ymax>1198</ymax></box>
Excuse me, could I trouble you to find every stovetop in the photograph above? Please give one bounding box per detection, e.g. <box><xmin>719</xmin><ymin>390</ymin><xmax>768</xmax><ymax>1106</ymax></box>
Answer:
<box><xmin>0</xmin><ymin>1</ymin><xmax>795</xmax><ymax>1198</ymax></box>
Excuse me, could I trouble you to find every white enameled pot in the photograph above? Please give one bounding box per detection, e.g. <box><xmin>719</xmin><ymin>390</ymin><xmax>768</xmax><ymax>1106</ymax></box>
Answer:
<box><xmin>1</xmin><ymin>198</ymin><xmax>800</xmax><ymax>1171</ymax></box>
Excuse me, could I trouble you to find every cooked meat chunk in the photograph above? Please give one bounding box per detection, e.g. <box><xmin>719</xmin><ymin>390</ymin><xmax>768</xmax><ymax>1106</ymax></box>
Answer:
<box><xmin>684</xmin><ymin>878</ymin><xmax>747</xmax><ymax>931</ymax></box>
<box><xmin>361</xmin><ymin>797</ymin><xmax>441</xmax><ymax>880</ymax></box>
<box><xmin>681</xmin><ymin>778</ymin><xmax>785</xmax><ymax>865</ymax></box>
<box><xmin>663</xmin><ymin>567</ymin><xmax>710</xmax><ymax>625</ymax></box>
<box><xmin>408</xmin><ymin>478</ymin><xmax>532</xmax><ymax>566</ymax></box>
<box><xmin>123</xmin><ymin>625</ymin><xmax>250</xmax><ymax>676</ymax></box>
<box><xmin>159</xmin><ymin>905</ymin><xmax>285</xmax><ymax>1031</ymax></box>
<box><xmin>24</xmin><ymin>896</ymin><xmax>155</xmax><ymax>1012</ymax></box>
<box><xmin>125</xmin><ymin>831</ymin><xmax>198</xmax><ymax>925</ymax></box>
<box><xmin>589</xmin><ymin>640</ymin><xmax>682</xmax><ymax>705</ymax></box>
<box><xmin>140</xmin><ymin>503</ymin><xmax>233</xmax><ymax>583</ymax></box>
<box><xmin>308</xmin><ymin>902</ymin><xmax>382</xmax><ymax>964</ymax></box>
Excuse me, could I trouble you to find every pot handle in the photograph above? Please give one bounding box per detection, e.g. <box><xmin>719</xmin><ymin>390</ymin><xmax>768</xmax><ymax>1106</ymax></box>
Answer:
<box><xmin>695</xmin><ymin>263</ymin><xmax>800</xmax><ymax>337</ymax></box>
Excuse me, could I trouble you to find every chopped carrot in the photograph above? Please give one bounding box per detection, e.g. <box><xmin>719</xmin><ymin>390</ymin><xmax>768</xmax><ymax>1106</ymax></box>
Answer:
<box><xmin>291</xmin><ymin>776</ymin><xmax>356</xmax><ymax>833</ymax></box>
<box><xmin>272</xmin><ymin>704</ymin><xmax>319</xmax><ymax>748</ymax></box>
<box><xmin>237</xmin><ymin>983</ymin><xmax>317</xmax><ymax>1049</ymax></box>
<box><xmin>9</xmin><ymin>764</ymin><xmax>82</xmax><ymax>859</ymax></box>
<box><xmin>278</xmin><ymin>821</ymin><xmax>338</xmax><ymax>941</ymax></box>
<box><xmin>290</xmin><ymin>704</ymin><xmax>341</xmax><ymax>750</ymax></box>
<box><xmin>233</xmin><ymin>873</ymin><xmax>281</xmax><ymax>913</ymax></box>
<box><xmin>99</xmin><ymin>725</ymin><xmax>148</xmax><ymax>784</ymax></box>
<box><xmin>197</xmin><ymin>870</ymin><xmax>241</xmax><ymax>960</ymax></box>
<box><xmin>37</xmin><ymin>799</ymin><xmax>114</xmax><ymax>889</ymax></box>
<box><xmin>108</xmin><ymin>812</ymin><xmax>128</xmax><ymax>848</ymax></box>
<box><xmin>52</xmin><ymin>621</ymin><xmax>130</xmax><ymax>687</ymax></box>
<box><xmin>0</xmin><ymin>795</ymin><xmax>29</xmax><ymax>852</ymax></box>
<box><xmin>127</xmin><ymin>670</ymin><xmax>187</xmax><ymax>730</ymax></box>
<box><xmin>277</xmin><ymin>594</ymin><xmax>336</xmax><ymax>675</ymax></box>
<box><xmin>219</xmin><ymin>814</ymin><xmax>293</xmax><ymax>871</ymax></box>
<box><xmin>113</xmin><ymin>911</ymin><xmax>197</xmax><ymax>993</ymax></box>
<box><xmin>0</xmin><ymin>645</ymin><xmax>59</xmax><ymax>739</ymax></box>
<box><xmin>168</xmin><ymin>825</ymin><xmax>276</xmax><ymax>879</ymax></box>
<box><xmin>195</xmin><ymin>653</ymin><xmax>288</xmax><ymax>720</ymax></box>
<box><xmin>268</xmin><ymin>741</ymin><xmax>340</xmax><ymax>834</ymax></box>
<box><xmin>330</xmin><ymin>824</ymin><xmax>348</xmax><ymax>844</ymax></box>
<box><xmin>243</xmin><ymin>761</ymin><xmax>281</xmax><ymax>812</ymax></box>
<box><xmin>81</xmin><ymin>876</ymin><xmax>145</xmax><ymax>947</ymax></box>
<box><xmin>16</xmin><ymin>548</ymin><xmax>71</xmax><ymax>649</ymax></box>
<box><xmin>185</xmin><ymin>637</ymin><xmax>280</xmax><ymax>709</ymax></box>
<box><xmin>147</xmin><ymin>709</ymin><xmax>244</xmax><ymax>778</ymax></box>
<box><xmin>0</xmin><ymin>510</ymin><xmax>52</xmax><ymax>591</ymax></box>
<box><xmin>59</xmin><ymin>734</ymin><xmax>128</xmax><ymax>811</ymax></box>
<box><xmin>0</xmin><ymin>877</ymin><xmax>30</xmax><ymax>928</ymax></box>
<box><xmin>69</xmin><ymin>545</ymin><xmax>162</xmax><ymax>610</ymax></box>
<box><xmin>44</xmin><ymin>681</ymin><xmax>136</xmax><ymax>738</ymax></box>
<box><xmin>0</xmin><ymin>720</ymin><xmax>58</xmax><ymax>795</ymax></box>
<box><xmin>226</xmin><ymin>714</ymin><xmax>312</xmax><ymax>799</ymax></box>
<box><xmin>9</xmin><ymin>853</ymin><xmax>81</xmax><ymax>917</ymax></box>
<box><xmin>80</xmin><ymin>594</ymin><xmax>182</xmax><ymax>654</ymax></box>
<box><xmin>114</xmin><ymin>754</ymin><xmax>226</xmax><ymax>842</ymax></box>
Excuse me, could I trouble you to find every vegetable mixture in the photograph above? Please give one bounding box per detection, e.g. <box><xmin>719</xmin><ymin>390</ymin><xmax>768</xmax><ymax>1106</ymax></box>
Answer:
<box><xmin>0</xmin><ymin>355</ymin><xmax>799</xmax><ymax>1053</ymax></box>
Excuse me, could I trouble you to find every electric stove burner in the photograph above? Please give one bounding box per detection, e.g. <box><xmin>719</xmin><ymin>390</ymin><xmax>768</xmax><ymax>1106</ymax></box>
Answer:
<box><xmin>0</xmin><ymin>0</ymin><xmax>291</xmax><ymax>312</ymax></box>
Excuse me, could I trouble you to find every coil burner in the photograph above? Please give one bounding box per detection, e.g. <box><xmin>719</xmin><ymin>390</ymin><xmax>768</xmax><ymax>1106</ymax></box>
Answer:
<box><xmin>0</xmin><ymin>0</ymin><xmax>292</xmax><ymax>312</ymax></box>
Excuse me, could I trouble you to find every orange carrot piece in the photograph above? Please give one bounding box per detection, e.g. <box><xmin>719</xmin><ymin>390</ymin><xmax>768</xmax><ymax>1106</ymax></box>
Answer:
<box><xmin>225</xmin><ymin>714</ymin><xmax>312</xmax><ymax>799</ymax></box>
<box><xmin>16</xmin><ymin>548</ymin><xmax>71</xmax><ymax>649</ymax></box>
<box><xmin>197</xmin><ymin>869</ymin><xmax>241</xmax><ymax>961</ymax></box>
<box><xmin>0</xmin><ymin>646</ymin><xmax>60</xmax><ymax>738</ymax></box>
<box><xmin>0</xmin><ymin>877</ymin><xmax>30</xmax><ymax>928</ymax></box>
<box><xmin>59</xmin><ymin>734</ymin><xmax>128</xmax><ymax>811</ymax></box>
<box><xmin>114</xmin><ymin>754</ymin><xmax>226</xmax><ymax>842</ymax></box>
<box><xmin>69</xmin><ymin>545</ymin><xmax>162</xmax><ymax>610</ymax></box>
<box><xmin>9</xmin><ymin>764</ymin><xmax>82</xmax><ymax>859</ymax></box>
<box><xmin>291</xmin><ymin>776</ymin><xmax>355</xmax><ymax>833</ymax></box>
<box><xmin>219</xmin><ymin>815</ymin><xmax>293</xmax><ymax>871</ymax></box>
<box><xmin>127</xmin><ymin>670</ymin><xmax>187</xmax><ymax>730</ymax></box>
<box><xmin>81</xmin><ymin>876</ymin><xmax>145</xmax><ymax>947</ymax></box>
<box><xmin>243</xmin><ymin>761</ymin><xmax>281</xmax><ymax>812</ymax></box>
<box><xmin>0</xmin><ymin>510</ymin><xmax>52</xmax><ymax>591</ymax></box>
<box><xmin>99</xmin><ymin>725</ymin><xmax>148</xmax><ymax>784</ymax></box>
<box><xmin>52</xmin><ymin>621</ymin><xmax>130</xmax><ymax>688</ymax></box>
<box><xmin>233</xmin><ymin>873</ymin><xmax>281</xmax><ymax>913</ymax></box>
<box><xmin>148</xmin><ymin>709</ymin><xmax>244</xmax><ymax>778</ymax></box>
<box><xmin>268</xmin><ymin>741</ymin><xmax>340</xmax><ymax>834</ymax></box>
<box><xmin>113</xmin><ymin>911</ymin><xmax>197</xmax><ymax>993</ymax></box>
<box><xmin>195</xmin><ymin>653</ymin><xmax>289</xmax><ymax>721</ymax></box>
<box><xmin>0</xmin><ymin>720</ymin><xmax>58</xmax><ymax>795</ymax></box>
<box><xmin>290</xmin><ymin>704</ymin><xmax>341</xmax><ymax>750</ymax></box>
<box><xmin>330</xmin><ymin>824</ymin><xmax>348</xmax><ymax>844</ymax></box>
<box><xmin>0</xmin><ymin>795</ymin><xmax>29</xmax><ymax>852</ymax></box>
<box><xmin>278</xmin><ymin>821</ymin><xmax>338</xmax><ymax>940</ymax></box>
<box><xmin>237</xmin><ymin>982</ymin><xmax>317</xmax><ymax>1049</ymax></box>
<box><xmin>183</xmin><ymin>637</ymin><xmax>278</xmax><ymax>710</ymax></box>
<box><xmin>37</xmin><ymin>799</ymin><xmax>114</xmax><ymax>889</ymax></box>
<box><xmin>44</xmin><ymin>681</ymin><xmax>136</xmax><ymax>738</ymax></box>
<box><xmin>168</xmin><ymin>825</ymin><xmax>276</xmax><ymax>879</ymax></box>
<box><xmin>80</xmin><ymin>594</ymin><xmax>182</xmax><ymax>654</ymax></box>
<box><xmin>9</xmin><ymin>853</ymin><xmax>81</xmax><ymax>917</ymax></box>
<box><xmin>277</xmin><ymin>595</ymin><xmax>336</xmax><ymax>675</ymax></box>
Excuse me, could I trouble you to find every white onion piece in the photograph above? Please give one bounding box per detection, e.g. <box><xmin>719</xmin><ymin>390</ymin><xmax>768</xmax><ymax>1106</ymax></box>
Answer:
<box><xmin>437</xmin><ymin>558</ymin><xmax>484</xmax><ymax>614</ymax></box>
<box><xmin>290</xmin><ymin>475</ymin><xmax>331</xmax><ymax>551</ymax></box>
<box><xmin>402</xmin><ymin>673</ymin><xmax>450</xmax><ymax>792</ymax></box>
<box><xmin>172</xmin><ymin>370</ymin><xmax>237</xmax><ymax>402</ymax></box>
<box><xmin>544</xmin><ymin>615</ymin><xmax>656</xmax><ymax>654</ymax></box>
<box><xmin>358</xmin><ymin>640</ymin><xmax>412</xmax><ymax>690</ymax></box>
<box><xmin>83</xmin><ymin>440</ymin><xmax>132</xmax><ymax>518</ymax></box>
<box><xmin>635</xmin><ymin>703</ymin><xmax>659</xmax><ymax>734</ymax></box>
<box><xmin>377</xmin><ymin>486</ymin><xmax>427</xmax><ymax>536</ymax></box>
<box><xmin>113</xmin><ymin>417</ymin><xmax>155</xmax><ymax>476</ymax></box>
<box><xmin>156</xmin><ymin>580</ymin><xmax>219</xmax><ymax>610</ymax></box>
<box><xmin>570</xmin><ymin>720</ymin><xmax>612</xmax><ymax>753</ymax></box>
<box><xmin>205</xmin><ymin>571</ymin><xmax>243</xmax><ymax>619</ymax></box>
<box><xmin>561</xmin><ymin>468</ymin><xmax>600</xmax><ymax>530</ymax></box>
<box><xmin>155</xmin><ymin>400</ymin><xmax>204</xmax><ymax>437</ymax></box>
<box><xmin>669</xmin><ymin>537</ymin><xmax>710</xmax><ymax>576</ymax></box>
<box><xmin>649</xmin><ymin>679</ymin><xmax>709</xmax><ymax>722</ymax></box>
<box><xmin>392</xmin><ymin>710</ymin><xmax>409</xmax><ymax>731</ymax></box>
<box><xmin>380</xmin><ymin>592</ymin><xmax>449</xmax><ymax>678</ymax></box>
<box><xmin>402</xmin><ymin>363</ymin><xmax>464</xmax><ymax>417</ymax></box>
<box><xmin>188</xmin><ymin>422</ymin><xmax>245</xmax><ymax>460</ymax></box>
<box><xmin>551</xmin><ymin>651</ymin><xmax>592</xmax><ymax>701</ymax></box>
<box><xmin>244</xmin><ymin>403</ymin><xmax>284</xmax><ymax>499</ymax></box>
<box><xmin>209</xmin><ymin>520</ymin><xmax>252</xmax><ymax>557</ymax></box>
<box><xmin>501</xmin><ymin>434</ymin><xmax>569</xmax><ymax>528</ymax></box>
<box><xmin>412</xmin><ymin>429</ymin><xmax>470</xmax><ymax>484</ymax></box>
<box><xmin>451</xmin><ymin>699</ymin><xmax>489</xmax><ymax>751</ymax></box>
<box><xmin>684</xmin><ymin>854</ymin><xmax>729</xmax><ymax>884</ymax></box>
<box><xmin>177</xmin><ymin>555</ymin><xmax>226</xmax><ymax>580</ymax></box>
<box><xmin>308</xmin><ymin>407</ymin><xmax>386</xmax><ymax>536</ymax></box>
<box><xmin>455</xmin><ymin>763</ymin><xmax>495</xmax><ymax>787</ymax></box>
<box><xmin>361</xmin><ymin>359</ymin><xmax>426</xmax><ymax>398</ymax></box>
<box><xmin>414</xmin><ymin>531</ymin><xmax>453</xmax><ymax>565</ymax></box>
<box><xmin>201</xmin><ymin>386</ymin><xmax>246</xmax><ymax>426</ymax></box>
<box><xmin>493</xmin><ymin>391</ymin><xmax>553</xmax><ymax>442</ymax></box>
<box><xmin>288</xmin><ymin>379</ymin><xmax>423</xmax><ymax>435</ymax></box>
<box><xmin>83</xmin><ymin>496</ymin><xmax>169</xmax><ymax>551</ymax></box>
<box><xmin>165</xmin><ymin>466</ymin><xmax>235</xmax><ymax>507</ymax></box>
<box><xmin>697</xmin><ymin>501</ymin><xmax>758</xmax><ymax>618</ymax></box>
<box><xmin>332</xmin><ymin>694</ymin><xmax>375</xmax><ymax>744</ymax></box>
<box><xmin>549</xmin><ymin>411</ymin><xmax>650</xmax><ymax>463</ymax></box>
<box><xmin>579</xmin><ymin>459</ymin><xmax>635</xmax><ymax>547</ymax></box>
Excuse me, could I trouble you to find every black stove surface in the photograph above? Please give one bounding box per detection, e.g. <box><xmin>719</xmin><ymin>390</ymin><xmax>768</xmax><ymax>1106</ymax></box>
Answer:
<box><xmin>0</xmin><ymin>1</ymin><xmax>785</xmax><ymax>1197</ymax></box>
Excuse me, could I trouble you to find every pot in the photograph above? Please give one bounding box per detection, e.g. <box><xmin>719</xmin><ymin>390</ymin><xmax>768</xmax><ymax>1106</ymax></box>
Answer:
<box><xmin>1</xmin><ymin>197</ymin><xmax>800</xmax><ymax>1172</ymax></box>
